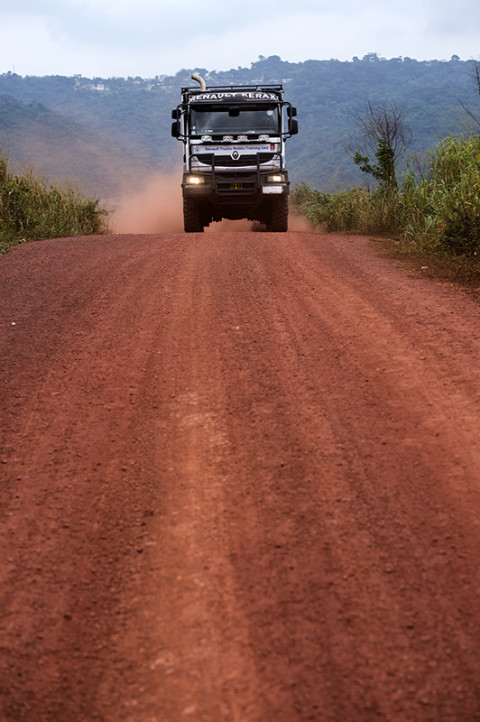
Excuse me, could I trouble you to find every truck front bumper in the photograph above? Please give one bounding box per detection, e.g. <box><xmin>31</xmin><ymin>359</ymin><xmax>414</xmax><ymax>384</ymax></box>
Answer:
<box><xmin>182</xmin><ymin>171</ymin><xmax>289</xmax><ymax>198</ymax></box>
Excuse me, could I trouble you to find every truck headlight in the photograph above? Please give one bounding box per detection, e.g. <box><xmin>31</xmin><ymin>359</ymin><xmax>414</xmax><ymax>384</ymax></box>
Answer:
<box><xmin>185</xmin><ymin>175</ymin><xmax>205</xmax><ymax>185</ymax></box>
<box><xmin>267</xmin><ymin>174</ymin><xmax>285</xmax><ymax>183</ymax></box>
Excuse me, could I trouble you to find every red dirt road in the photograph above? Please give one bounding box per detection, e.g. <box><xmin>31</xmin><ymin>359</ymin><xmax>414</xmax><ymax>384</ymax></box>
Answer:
<box><xmin>1</xmin><ymin>231</ymin><xmax>480</xmax><ymax>721</ymax></box>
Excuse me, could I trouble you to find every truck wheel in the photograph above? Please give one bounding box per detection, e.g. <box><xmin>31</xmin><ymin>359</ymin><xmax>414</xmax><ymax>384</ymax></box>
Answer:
<box><xmin>267</xmin><ymin>196</ymin><xmax>288</xmax><ymax>232</ymax></box>
<box><xmin>183</xmin><ymin>198</ymin><xmax>204</xmax><ymax>233</ymax></box>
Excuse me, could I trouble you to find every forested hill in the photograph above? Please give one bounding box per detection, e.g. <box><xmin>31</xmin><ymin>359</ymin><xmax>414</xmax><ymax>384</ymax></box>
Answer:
<box><xmin>0</xmin><ymin>54</ymin><xmax>479</xmax><ymax>196</ymax></box>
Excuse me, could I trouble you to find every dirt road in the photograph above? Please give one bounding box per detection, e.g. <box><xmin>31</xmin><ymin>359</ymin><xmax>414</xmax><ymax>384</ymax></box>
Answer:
<box><xmin>1</xmin><ymin>231</ymin><xmax>480</xmax><ymax>721</ymax></box>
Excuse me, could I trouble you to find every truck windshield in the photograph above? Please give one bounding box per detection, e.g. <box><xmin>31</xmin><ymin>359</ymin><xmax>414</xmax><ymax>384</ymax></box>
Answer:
<box><xmin>189</xmin><ymin>105</ymin><xmax>280</xmax><ymax>136</ymax></box>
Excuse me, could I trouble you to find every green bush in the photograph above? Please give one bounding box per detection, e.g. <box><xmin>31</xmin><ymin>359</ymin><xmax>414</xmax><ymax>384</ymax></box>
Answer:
<box><xmin>424</xmin><ymin>137</ymin><xmax>480</xmax><ymax>256</ymax></box>
<box><xmin>292</xmin><ymin>136</ymin><xmax>480</xmax><ymax>260</ymax></box>
<box><xmin>0</xmin><ymin>155</ymin><xmax>109</xmax><ymax>253</ymax></box>
<box><xmin>292</xmin><ymin>183</ymin><xmax>399</xmax><ymax>235</ymax></box>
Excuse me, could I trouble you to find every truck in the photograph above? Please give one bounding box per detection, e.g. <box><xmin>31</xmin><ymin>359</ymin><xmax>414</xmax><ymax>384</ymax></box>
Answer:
<box><xmin>171</xmin><ymin>74</ymin><xmax>298</xmax><ymax>233</ymax></box>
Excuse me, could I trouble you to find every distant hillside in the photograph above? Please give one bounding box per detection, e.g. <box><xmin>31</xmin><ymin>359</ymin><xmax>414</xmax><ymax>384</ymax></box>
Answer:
<box><xmin>0</xmin><ymin>95</ymin><xmax>153</xmax><ymax>198</ymax></box>
<box><xmin>0</xmin><ymin>54</ymin><xmax>479</xmax><ymax>194</ymax></box>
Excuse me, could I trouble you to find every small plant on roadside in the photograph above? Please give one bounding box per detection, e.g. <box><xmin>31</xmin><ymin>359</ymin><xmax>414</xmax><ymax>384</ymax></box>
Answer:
<box><xmin>0</xmin><ymin>154</ymin><xmax>109</xmax><ymax>253</ymax></box>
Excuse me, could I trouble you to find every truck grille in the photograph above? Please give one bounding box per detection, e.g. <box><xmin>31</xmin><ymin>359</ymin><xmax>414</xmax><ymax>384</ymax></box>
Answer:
<box><xmin>196</xmin><ymin>153</ymin><xmax>276</xmax><ymax>168</ymax></box>
<box><xmin>214</xmin><ymin>173</ymin><xmax>261</xmax><ymax>197</ymax></box>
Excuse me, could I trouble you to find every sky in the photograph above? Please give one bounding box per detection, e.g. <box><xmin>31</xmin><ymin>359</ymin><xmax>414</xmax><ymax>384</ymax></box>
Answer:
<box><xmin>1</xmin><ymin>0</ymin><xmax>480</xmax><ymax>78</ymax></box>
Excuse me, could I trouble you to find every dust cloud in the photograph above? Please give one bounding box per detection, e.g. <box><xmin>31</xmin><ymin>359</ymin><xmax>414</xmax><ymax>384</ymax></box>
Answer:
<box><xmin>111</xmin><ymin>172</ymin><xmax>183</xmax><ymax>234</ymax></box>
<box><xmin>288</xmin><ymin>213</ymin><xmax>314</xmax><ymax>232</ymax></box>
<box><xmin>110</xmin><ymin>172</ymin><xmax>314</xmax><ymax>234</ymax></box>
<box><xmin>205</xmin><ymin>217</ymin><xmax>312</xmax><ymax>232</ymax></box>
<box><xmin>205</xmin><ymin>219</ymin><xmax>254</xmax><ymax>232</ymax></box>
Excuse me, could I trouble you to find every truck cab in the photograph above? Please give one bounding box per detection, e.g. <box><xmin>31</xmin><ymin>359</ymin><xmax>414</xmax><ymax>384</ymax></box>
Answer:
<box><xmin>172</xmin><ymin>76</ymin><xmax>298</xmax><ymax>232</ymax></box>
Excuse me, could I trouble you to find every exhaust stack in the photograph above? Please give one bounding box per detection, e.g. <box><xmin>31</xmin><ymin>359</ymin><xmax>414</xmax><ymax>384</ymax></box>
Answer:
<box><xmin>191</xmin><ymin>73</ymin><xmax>206</xmax><ymax>91</ymax></box>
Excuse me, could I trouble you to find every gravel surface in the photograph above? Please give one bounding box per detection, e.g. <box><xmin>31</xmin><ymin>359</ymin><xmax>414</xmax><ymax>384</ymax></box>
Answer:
<box><xmin>1</xmin><ymin>230</ymin><xmax>480</xmax><ymax>721</ymax></box>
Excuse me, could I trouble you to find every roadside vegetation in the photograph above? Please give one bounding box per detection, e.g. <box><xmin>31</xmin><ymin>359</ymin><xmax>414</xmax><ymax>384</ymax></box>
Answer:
<box><xmin>292</xmin><ymin>134</ymin><xmax>480</xmax><ymax>281</ymax></box>
<box><xmin>0</xmin><ymin>155</ymin><xmax>109</xmax><ymax>254</ymax></box>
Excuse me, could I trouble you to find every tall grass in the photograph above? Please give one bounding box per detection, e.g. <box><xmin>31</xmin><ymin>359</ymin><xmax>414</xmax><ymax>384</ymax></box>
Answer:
<box><xmin>0</xmin><ymin>156</ymin><xmax>109</xmax><ymax>253</ymax></box>
<box><xmin>293</xmin><ymin>136</ymin><xmax>480</xmax><ymax>262</ymax></box>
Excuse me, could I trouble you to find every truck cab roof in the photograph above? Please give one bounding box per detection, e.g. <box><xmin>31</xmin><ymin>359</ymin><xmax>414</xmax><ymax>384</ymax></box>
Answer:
<box><xmin>181</xmin><ymin>84</ymin><xmax>284</xmax><ymax>104</ymax></box>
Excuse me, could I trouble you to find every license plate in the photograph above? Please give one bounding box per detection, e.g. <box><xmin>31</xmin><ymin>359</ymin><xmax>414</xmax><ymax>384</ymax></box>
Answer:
<box><xmin>230</xmin><ymin>183</ymin><xmax>243</xmax><ymax>190</ymax></box>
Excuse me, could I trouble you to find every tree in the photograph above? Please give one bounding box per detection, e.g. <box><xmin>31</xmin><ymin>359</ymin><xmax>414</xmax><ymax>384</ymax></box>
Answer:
<box><xmin>348</xmin><ymin>100</ymin><xmax>412</xmax><ymax>189</ymax></box>
<box><xmin>353</xmin><ymin>138</ymin><xmax>397</xmax><ymax>188</ymax></box>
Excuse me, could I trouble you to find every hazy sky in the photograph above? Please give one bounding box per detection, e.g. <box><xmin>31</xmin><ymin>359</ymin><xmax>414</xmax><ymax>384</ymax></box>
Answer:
<box><xmin>1</xmin><ymin>0</ymin><xmax>480</xmax><ymax>78</ymax></box>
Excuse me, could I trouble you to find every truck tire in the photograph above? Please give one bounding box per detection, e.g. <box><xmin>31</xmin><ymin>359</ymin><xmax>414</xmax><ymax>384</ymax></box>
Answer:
<box><xmin>183</xmin><ymin>198</ymin><xmax>204</xmax><ymax>233</ymax></box>
<box><xmin>267</xmin><ymin>196</ymin><xmax>288</xmax><ymax>232</ymax></box>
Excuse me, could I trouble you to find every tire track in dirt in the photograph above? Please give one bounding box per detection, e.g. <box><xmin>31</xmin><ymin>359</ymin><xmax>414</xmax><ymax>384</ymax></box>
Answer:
<box><xmin>1</xmin><ymin>231</ymin><xmax>480</xmax><ymax>721</ymax></box>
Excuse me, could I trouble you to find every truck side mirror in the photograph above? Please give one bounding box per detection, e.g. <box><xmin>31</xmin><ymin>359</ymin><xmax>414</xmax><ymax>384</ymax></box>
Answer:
<box><xmin>171</xmin><ymin>121</ymin><xmax>180</xmax><ymax>138</ymax></box>
<box><xmin>171</xmin><ymin>109</ymin><xmax>179</xmax><ymax>120</ymax></box>
<box><xmin>288</xmin><ymin>118</ymin><xmax>298</xmax><ymax>135</ymax></box>
<box><xmin>287</xmin><ymin>106</ymin><xmax>297</xmax><ymax>118</ymax></box>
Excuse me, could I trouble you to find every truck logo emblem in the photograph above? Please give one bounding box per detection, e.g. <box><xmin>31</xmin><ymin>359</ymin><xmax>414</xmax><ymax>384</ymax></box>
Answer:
<box><xmin>232</xmin><ymin>150</ymin><xmax>239</xmax><ymax>160</ymax></box>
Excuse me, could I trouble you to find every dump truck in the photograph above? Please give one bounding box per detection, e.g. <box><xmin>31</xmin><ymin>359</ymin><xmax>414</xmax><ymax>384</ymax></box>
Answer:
<box><xmin>171</xmin><ymin>74</ymin><xmax>298</xmax><ymax>232</ymax></box>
